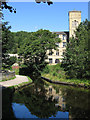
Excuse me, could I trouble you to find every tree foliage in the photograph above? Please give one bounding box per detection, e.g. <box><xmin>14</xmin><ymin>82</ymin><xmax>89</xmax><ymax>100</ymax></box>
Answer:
<box><xmin>11</xmin><ymin>31</ymin><xmax>31</xmax><ymax>54</ymax></box>
<box><xmin>61</xmin><ymin>19</ymin><xmax>90</xmax><ymax>79</ymax></box>
<box><xmin>1</xmin><ymin>0</ymin><xmax>53</xmax><ymax>13</ymax></box>
<box><xmin>1</xmin><ymin>2</ymin><xmax>16</xmax><ymax>13</ymax></box>
<box><xmin>35</xmin><ymin>0</ymin><xmax>53</xmax><ymax>5</ymax></box>
<box><xmin>2</xmin><ymin>22</ymin><xmax>16</xmax><ymax>68</ymax></box>
<box><xmin>19</xmin><ymin>29</ymin><xmax>60</xmax><ymax>77</ymax></box>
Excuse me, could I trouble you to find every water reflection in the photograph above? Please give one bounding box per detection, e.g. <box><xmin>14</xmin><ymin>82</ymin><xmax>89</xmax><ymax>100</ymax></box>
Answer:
<box><xmin>12</xmin><ymin>103</ymin><xmax>38</xmax><ymax>118</ymax></box>
<box><xmin>12</xmin><ymin>79</ymin><xmax>90</xmax><ymax>119</ymax></box>
<box><xmin>52</xmin><ymin>84</ymin><xmax>90</xmax><ymax>120</ymax></box>
<box><xmin>12</xmin><ymin>103</ymin><xmax>69</xmax><ymax>119</ymax></box>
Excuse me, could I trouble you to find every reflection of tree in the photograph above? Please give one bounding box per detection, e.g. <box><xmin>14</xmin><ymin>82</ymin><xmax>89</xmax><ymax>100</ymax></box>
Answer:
<box><xmin>12</xmin><ymin>81</ymin><xmax>90</xmax><ymax>119</ymax></box>
<box><xmin>2</xmin><ymin>87</ymin><xmax>17</xmax><ymax>119</ymax></box>
<box><xmin>49</xmin><ymin>84</ymin><xmax>90</xmax><ymax>119</ymax></box>
<box><xmin>57</xmin><ymin>86</ymin><xmax>90</xmax><ymax>119</ymax></box>
<box><xmin>13</xmin><ymin>81</ymin><xmax>60</xmax><ymax>118</ymax></box>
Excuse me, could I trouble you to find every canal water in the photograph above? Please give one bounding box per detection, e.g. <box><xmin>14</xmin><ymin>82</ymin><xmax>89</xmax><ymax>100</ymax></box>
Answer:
<box><xmin>11</xmin><ymin>79</ymin><xmax>90</xmax><ymax>120</ymax></box>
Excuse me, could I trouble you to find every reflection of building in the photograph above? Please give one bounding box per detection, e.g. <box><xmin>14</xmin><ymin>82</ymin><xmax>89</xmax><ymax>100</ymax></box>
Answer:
<box><xmin>46</xmin><ymin>85</ymin><xmax>66</xmax><ymax>111</ymax></box>
<box><xmin>46</xmin><ymin>10</ymin><xmax>81</xmax><ymax>65</ymax></box>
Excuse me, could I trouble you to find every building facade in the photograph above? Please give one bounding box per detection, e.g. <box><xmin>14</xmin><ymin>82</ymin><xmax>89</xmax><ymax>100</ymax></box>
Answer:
<box><xmin>46</xmin><ymin>10</ymin><xmax>81</xmax><ymax>65</ymax></box>
<box><xmin>69</xmin><ymin>10</ymin><xmax>81</xmax><ymax>38</ymax></box>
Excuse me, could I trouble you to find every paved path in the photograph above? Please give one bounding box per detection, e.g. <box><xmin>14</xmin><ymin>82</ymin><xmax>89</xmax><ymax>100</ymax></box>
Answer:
<box><xmin>0</xmin><ymin>75</ymin><xmax>29</xmax><ymax>87</ymax></box>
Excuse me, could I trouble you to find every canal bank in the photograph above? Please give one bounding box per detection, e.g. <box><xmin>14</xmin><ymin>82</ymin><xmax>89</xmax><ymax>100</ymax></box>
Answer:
<box><xmin>41</xmin><ymin>76</ymin><xmax>90</xmax><ymax>89</ymax></box>
<box><xmin>41</xmin><ymin>64</ymin><xmax>90</xmax><ymax>89</ymax></box>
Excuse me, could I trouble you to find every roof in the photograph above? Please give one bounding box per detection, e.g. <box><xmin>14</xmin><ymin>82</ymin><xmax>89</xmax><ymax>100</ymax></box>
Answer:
<box><xmin>52</xmin><ymin>31</ymin><xmax>69</xmax><ymax>35</ymax></box>
<box><xmin>69</xmin><ymin>10</ymin><xmax>81</xmax><ymax>13</ymax></box>
<box><xmin>12</xmin><ymin>63</ymin><xmax>19</xmax><ymax>66</ymax></box>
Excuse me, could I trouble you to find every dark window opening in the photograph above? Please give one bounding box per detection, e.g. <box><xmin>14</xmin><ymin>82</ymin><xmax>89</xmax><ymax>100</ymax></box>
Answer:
<box><xmin>49</xmin><ymin>50</ymin><xmax>53</xmax><ymax>55</ymax></box>
<box><xmin>63</xmin><ymin>42</ymin><xmax>66</xmax><ymax>47</ymax></box>
<box><xmin>62</xmin><ymin>34</ymin><xmax>66</xmax><ymax>40</ymax></box>
<box><xmin>56</xmin><ymin>51</ymin><xmax>59</xmax><ymax>56</ymax></box>
<box><xmin>49</xmin><ymin>58</ymin><xmax>52</xmax><ymax>63</ymax></box>
<box><xmin>55</xmin><ymin>59</ymin><xmax>60</xmax><ymax>63</ymax></box>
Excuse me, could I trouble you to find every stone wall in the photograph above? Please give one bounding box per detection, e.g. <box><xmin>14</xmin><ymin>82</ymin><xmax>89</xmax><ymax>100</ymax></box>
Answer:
<box><xmin>2</xmin><ymin>71</ymin><xmax>15</xmax><ymax>80</ymax></box>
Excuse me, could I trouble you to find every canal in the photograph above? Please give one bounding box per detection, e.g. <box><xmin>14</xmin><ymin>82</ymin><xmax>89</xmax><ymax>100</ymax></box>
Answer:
<box><xmin>11</xmin><ymin>79</ymin><xmax>90</xmax><ymax>120</ymax></box>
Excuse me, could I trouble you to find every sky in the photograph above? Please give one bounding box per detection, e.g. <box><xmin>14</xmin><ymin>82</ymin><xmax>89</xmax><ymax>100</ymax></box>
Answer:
<box><xmin>3</xmin><ymin>2</ymin><xmax>88</xmax><ymax>32</ymax></box>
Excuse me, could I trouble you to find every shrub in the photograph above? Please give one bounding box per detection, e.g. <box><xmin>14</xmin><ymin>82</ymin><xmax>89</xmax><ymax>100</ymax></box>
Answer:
<box><xmin>58</xmin><ymin>74</ymin><xmax>61</xmax><ymax>79</ymax></box>
<box><xmin>42</xmin><ymin>66</ymin><xmax>49</xmax><ymax>74</ymax></box>
<box><xmin>52</xmin><ymin>72</ymin><xmax>57</xmax><ymax>76</ymax></box>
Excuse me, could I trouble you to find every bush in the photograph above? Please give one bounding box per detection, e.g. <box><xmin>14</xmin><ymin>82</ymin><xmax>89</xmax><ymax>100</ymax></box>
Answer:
<box><xmin>52</xmin><ymin>72</ymin><xmax>57</xmax><ymax>76</ymax></box>
<box><xmin>19</xmin><ymin>67</ymin><xmax>30</xmax><ymax>76</ymax></box>
<box><xmin>14</xmin><ymin>68</ymin><xmax>19</xmax><ymax>75</ymax></box>
<box><xmin>58</xmin><ymin>74</ymin><xmax>61</xmax><ymax>79</ymax></box>
<box><xmin>42</xmin><ymin>66</ymin><xmax>49</xmax><ymax>74</ymax></box>
<box><xmin>55</xmin><ymin>67</ymin><xmax>60</xmax><ymax>72</ymax></box>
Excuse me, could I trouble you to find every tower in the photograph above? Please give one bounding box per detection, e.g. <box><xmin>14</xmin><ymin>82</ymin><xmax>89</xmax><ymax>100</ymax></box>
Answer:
<box><xmin>69</xmin><ymin>10</ymin><xmax>81</xmax><ymax>38</ymax></box>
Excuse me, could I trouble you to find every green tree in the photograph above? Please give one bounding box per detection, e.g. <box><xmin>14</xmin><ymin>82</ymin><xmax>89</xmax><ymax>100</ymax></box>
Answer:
<box><xmin>1</xmin><ymin>0</ymin><xmax>53</xmax><ymax>13</ymax></box>
<box><xmin>11</xmin><ymin>31</ymin><xmax>32</xmax><ymax>54</ymax></box>
<box><xmin>61</xmin><ymin>19</ymin><xmax>90</xmax><ymax>79</ymax></box>
<box><xmin>2</xmin><ymin>22</ymin><xmax>16</xmax><ymax>68</ymax></box>
<box><xmin>7</xmin><ymin>56</ymin><xmax>17</xmax><ymax>67</ymax></box>
<box><xmin>19</xmin><ymin>29</ymin><xmax>61</xmax><ymax>78</ymax></box>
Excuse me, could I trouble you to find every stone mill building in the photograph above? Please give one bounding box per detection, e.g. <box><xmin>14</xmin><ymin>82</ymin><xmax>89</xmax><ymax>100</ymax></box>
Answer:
<box><xmin>46</xmin><ymin>10</ymin><xmax>81</xmax><ymax>65</ymax></box>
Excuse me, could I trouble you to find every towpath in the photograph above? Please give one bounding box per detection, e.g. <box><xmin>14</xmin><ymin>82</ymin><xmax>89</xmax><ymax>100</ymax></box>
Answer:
<box><xmin>0</xmin><ymin>75</ymin><xmax>29</xmax><ymax>87</ymax></box>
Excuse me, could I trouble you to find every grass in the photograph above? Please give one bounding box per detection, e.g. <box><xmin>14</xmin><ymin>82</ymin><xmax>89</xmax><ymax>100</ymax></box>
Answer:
<box><xmin>27</xmin><ymin>76</ymin><xmax>33</xmax><ymax>83</ymax></box>
<box><xmin>41</xmin><ymin>64</ymin><xmax>90</xmax><ymax>87</ymax></box>
<box><xmin>0</xmin><ymin>76</ymin><xmax>16</xmax><ymax>82</ymax></box>
<box><xmin>12</xmin><ymin>68</ymin><xmax>19</xmax><ymax>75</ymax></box>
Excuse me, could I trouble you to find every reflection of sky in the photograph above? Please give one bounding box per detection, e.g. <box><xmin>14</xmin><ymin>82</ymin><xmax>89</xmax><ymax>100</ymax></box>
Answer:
<box><xmin>12</xmin><ymin>103</ymin><xmax>69</xmax><ymax>119</ymax></box>
<box><xmin>12</xmin><ymin>103</ymin><xmax>38</xmax><ymax>118</ymax></box>
<box><xmin>50</xmin><ymin>111</ymin><xmax>69</xmax><ymax>119</ymax></box>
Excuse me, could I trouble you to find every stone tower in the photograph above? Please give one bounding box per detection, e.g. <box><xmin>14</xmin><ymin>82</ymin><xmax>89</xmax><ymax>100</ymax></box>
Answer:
<box><xmin>69</xmin><ymin>10</ymin><xmax>81</xmax><ymax>38</ymax></box>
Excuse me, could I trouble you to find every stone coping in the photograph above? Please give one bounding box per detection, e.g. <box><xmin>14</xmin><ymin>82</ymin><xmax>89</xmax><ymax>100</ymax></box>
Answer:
<box><xmin>41</xmin><ymin>77</ymin><xmax>90</xmax><ymax>89</ymax></box>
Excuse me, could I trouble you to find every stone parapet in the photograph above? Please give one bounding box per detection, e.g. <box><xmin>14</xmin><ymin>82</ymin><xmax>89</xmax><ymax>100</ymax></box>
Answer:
<box><xmin>2</xmin><ymin>71</ymin><xmax>15</xmax><ymax>80</ymax></box>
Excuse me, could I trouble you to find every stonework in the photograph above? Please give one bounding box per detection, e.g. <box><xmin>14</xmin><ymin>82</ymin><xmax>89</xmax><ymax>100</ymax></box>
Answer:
<box><xmin>69</xmin><ymin>10</ymin><xmax>81</xmax><ymax>38</ymax></box>
<box><xmin>2</xmin><ymin>71</ymin><xmax>15</xmax><ymax>80</ymax></box>
<box><xmin>46</xmin><ymin>10</ymin><xmax>81</xmax><ymax>65</ymax></box>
